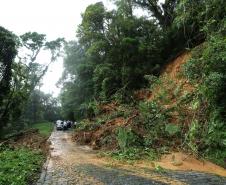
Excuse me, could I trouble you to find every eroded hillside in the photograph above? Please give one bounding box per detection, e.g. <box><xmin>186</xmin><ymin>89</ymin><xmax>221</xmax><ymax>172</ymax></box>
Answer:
<box><xmin>72</xmin><ymin>50</ymin><xmax>226</xmax><ymax>175</ymax></box>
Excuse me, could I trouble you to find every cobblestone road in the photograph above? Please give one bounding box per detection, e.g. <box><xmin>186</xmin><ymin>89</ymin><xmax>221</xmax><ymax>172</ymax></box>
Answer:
<box><xmin>36</xmin><ymin>130</ymin><xmax>226</xmax><ymax>185</ymax></box>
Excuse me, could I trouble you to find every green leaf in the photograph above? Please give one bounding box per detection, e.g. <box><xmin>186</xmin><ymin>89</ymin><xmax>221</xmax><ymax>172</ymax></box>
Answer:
<box><xmin>165</xmin><ymin>124</ymin><xmax>180</xmax><ymax>136</ymax></box>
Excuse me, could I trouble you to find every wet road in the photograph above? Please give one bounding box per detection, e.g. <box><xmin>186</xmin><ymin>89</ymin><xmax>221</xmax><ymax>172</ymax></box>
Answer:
<box><xmin>36</xmin><ymin>130</ymin><xmax>226</xmax><ymax>185</ymax></box>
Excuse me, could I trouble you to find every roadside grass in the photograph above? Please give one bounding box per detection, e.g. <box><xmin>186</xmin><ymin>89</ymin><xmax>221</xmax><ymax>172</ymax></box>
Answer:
<box><xmin>0</xmin><ymin>148</ymin><xmax>45</xmax><ymax>185</ymax></box>
<box><xmin>31</xmin><ymin>122</ymin><xmax>53</xmax><ymax>137</ymax></box>
<box><xmin>0</xmin><ymin>122</ymin><xmax>52</xmax><ymax>184</ymax></box>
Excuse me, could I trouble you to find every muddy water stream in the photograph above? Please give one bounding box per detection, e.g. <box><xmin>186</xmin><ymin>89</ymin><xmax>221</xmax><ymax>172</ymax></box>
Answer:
<box><xmin>36</xmin><ymin>130</ymin><xmax>226</xmax><ymax>185</ymax></box>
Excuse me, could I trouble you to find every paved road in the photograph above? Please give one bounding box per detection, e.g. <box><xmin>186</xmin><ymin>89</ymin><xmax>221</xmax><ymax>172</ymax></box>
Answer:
<box><xmin>36</xmin><ymin>130</ymin><xmax>226</xmax><ymax>185</ymax></box>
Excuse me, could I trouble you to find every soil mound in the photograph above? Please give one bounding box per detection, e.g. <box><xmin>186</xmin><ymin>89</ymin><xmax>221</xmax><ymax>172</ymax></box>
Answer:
<box><xmin>73</xmin><ymin>117</ymin><xmax>124</xmax><ymax>150</ymax></box>
<box><xmin>3</xmin><ymin>129</ymin><xmax>50</xmax><ymax>155</ymax></box>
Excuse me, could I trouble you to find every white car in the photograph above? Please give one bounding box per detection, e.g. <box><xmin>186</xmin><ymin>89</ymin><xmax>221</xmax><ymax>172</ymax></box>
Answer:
<box><xmin>56</xmin><ymin>120</ymin><xmax>63</xmax><ymax>130</ymax></box>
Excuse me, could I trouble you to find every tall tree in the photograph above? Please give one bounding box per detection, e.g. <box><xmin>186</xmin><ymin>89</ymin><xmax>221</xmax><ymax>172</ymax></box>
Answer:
<box><xmin>133</xmin><ymin>0</ymin><xmax>178</xmax><ymax>28</ymax></box>
<box><xmin>0</xmin><ymin>26</ymin><xmax>17</xmax><ymax>129</ymax></box>
<box><xmin>60</xmin><ymin>1</ymin><xmax>164</xmax><ymax>120</ymax></box>
<box><xmin>0</xmin><ymin>30</ymin><xmax>64</xmax><ymax>134</ymax></box>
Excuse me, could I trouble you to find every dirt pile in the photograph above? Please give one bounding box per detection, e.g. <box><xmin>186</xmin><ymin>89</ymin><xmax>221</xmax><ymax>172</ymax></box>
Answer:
<box><xmin>147</xmin><ymin>51</ymin><xmax>195</xmax><ymax>126</ymax></box>
<box><xmin>149</xmin><ymin>51</ymin><xmax>193</xmax><ymax>101</ymax></box>
<box><xmin>73</xmin><ymin>103</ymin><xmax>141</xmax><ymax>150</ymax></box>
<box><xmin>4</xmin><ymin>129</ymin><xmax>50</xmax><ymax>155</ymax></box>
<box><xmin>134</xmin><ymin>89</ymin><xmax>152</xmax><ymax>100</ymax></box>
<box><xmin>137</xmin><ymin>152</ymin><xmax>226</xmax><ymax>177</ymax></box>
<box><xmin>73</xmin><ymin>117</ymin><xmax>125</xmax><ymax>150</ymax></box>
<box><xmin>98</xmin><ymin>102</ymin><xmax>118</xmax><ymax>114</ymax></box>
<box><xmin>162</xmin><ymin>52</ymin><xmax>191</xmax><ymax>78</ymax></box>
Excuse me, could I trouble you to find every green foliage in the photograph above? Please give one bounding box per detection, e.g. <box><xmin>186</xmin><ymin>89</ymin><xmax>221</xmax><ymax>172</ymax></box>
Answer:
<box><xmin>20</xmin><ymin>32</ymin><xmax>46</xmax><ymax>51</ymax></box>
<box><xmin>139</xmin><ymin>101</ymin><xmax>167</xmax><ymax>129</ymax></box>
<box><xmin>108</xmin><ymin>104</ymin><xmax>133</xmax><ymax>120</ymax></box>
<box><xmin>0</xmin><ymin>148</ymin><xmax>44</xmax><ymax>185</ymax></box>
<box><xmin>0</xmin><ymin>27</ymin><xmax>64</xmax><ymax>135</ymax></box>
<box><xmin>144</xmin><ymin>148</ymin><xmax>159</xmax><ymax>161</ymax></box>
<box><xmin>31</xmin><ymin>122</ymin><xmax>53</xmax><ymax>137</ymax></box>
<box><xmin>60</xmin><ymin>1</ymin><xmax>165</xmax><ymax>120</ymax></box>
<box><xmin>0</xmin><ymin>26</ymin><xmax>17</xmax><ymax>129</ymax></box>
<box><xmin>110</xmin><ymin>147</ymin><xmax>142</xmax><ymax>161</ymax></box>
<box><xmin>174</xmin><ymin>0</ymin><xmax>225</xmax><ymax>35</ymax></box>
<box><xmin>93</xmin><ymin>63</ymin><xmax>119</xmax><ymax>100</ymax></box>
<box><xmin>185</xmin><ymin>119</ymin><xmax>200</xmax><ymax>154</ymax></box>
<box><xmin>134</xmin><ymin>0</ymin><xmax>177</xmax><ymax>28</ymax></box>
<box><xmin>75</xmin><ymin>119</ymin><xmax>101</xmax><ymax>132</ymax></box>
<box><xmin>137</xmin><ymin>99</ymin><xmax>180</xmax><ymax>152</ymax></box>
<box><xmin>109</xmin><ymin>147</ymin><xmax>159</xmax><ymax>162</ymax></box>
<box><xmin>165</xmin><ymin>124</ymin><xmax>180</xmax><ymax>136</ymax></box>
<box><xmin>24</xmin><ymin>90</ymin><xmax>61</xmax><ymax>124</ymax></box>
<box><xmin>116</xmin><ymin>127</ymin><xmax>138</xmax><ymax>151</ymax></box>
<box><xmin>182</xmin><ymin>22</ymin><xmax>226</xmax><ymax>166</ymax></box>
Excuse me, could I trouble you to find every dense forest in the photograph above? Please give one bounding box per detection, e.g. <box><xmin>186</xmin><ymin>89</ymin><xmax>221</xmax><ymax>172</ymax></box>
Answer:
<box><xmin>0</xmin><ymin>29</ymin><xmax>64</xmax><ymax>137</ymax></box>
<box><xmin>0</xmin><ymin>0</ymin><xmax>225</xmax><ymax>171</ymax></box>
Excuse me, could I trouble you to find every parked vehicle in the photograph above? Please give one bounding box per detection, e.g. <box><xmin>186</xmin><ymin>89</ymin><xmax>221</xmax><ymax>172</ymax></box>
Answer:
<box><xmin>55</xmin><ymin>120</ymin><xmax>75</xmax><ymax>131</ymax></box>
<box><xmin>63</xmin><ymin>121</ymin><xmax>68</xmax><ymax>130</ymax></box>
<box><xmin>66</xmin><ymin>120</ymin><xmax>72</xmax><ymax>128</ymax></box>
<box><xmin>56</xmin><ymin>120</ymin><xmax>63</xmax><ymax>130</ymax></box>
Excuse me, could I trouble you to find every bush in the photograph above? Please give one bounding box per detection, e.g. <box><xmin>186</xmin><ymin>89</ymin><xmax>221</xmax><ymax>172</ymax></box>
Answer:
<box><xmin>75</xmin><ymin>119</ymin><xmax>100</xmax><ymax>132</ymax></box>
<box><xmin>165</xmin><ymin>124</ymin><xmax>180</xmax><ymax>136</ymax></box>
<box><xmin>110</xmin><ymin>147</ymin><xmax>159</xmax><ymax>161</ymax></box>
<box><xmin>116</xmin><ymin>127</ymin><xmax>139</xmax><ymax>151</ymax></box>
<box><xmin>139</xmin><ymin>101</ymin><xmax>168</xmax><ymax>130</ymax></box>
<box><xmin>0</xmin><ymin>148</ymin><xmax>44</xmax><ymax>185</ymax></box>
<box><xmin>111</xmin><ymin>148</ymin><xmax>142</xmax><ymax>161</ymax></box>
<box><xmin>182</xmin><ymin>29</ymin><xmax>226</xmax><ymax>166</ymax></box>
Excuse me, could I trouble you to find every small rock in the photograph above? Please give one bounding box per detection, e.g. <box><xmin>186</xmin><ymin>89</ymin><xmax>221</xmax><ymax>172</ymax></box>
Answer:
<box><xmin>172</xmin><ymin>160</ymin><xmax>183</xmax><ymax>166</ymax></box>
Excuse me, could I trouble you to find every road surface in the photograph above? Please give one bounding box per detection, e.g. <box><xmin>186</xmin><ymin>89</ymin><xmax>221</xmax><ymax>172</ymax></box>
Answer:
<box><xmin>36</xmin><ymin>130</ymin><xmax>226</xmax><ymax>185</ymax></box>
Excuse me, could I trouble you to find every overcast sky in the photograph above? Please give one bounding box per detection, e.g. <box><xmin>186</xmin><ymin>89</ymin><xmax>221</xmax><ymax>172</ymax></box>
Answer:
<box><xmin>0</xmin><ymin>0</ymin><xmax>114</xmax><ymax>97</ymax></box>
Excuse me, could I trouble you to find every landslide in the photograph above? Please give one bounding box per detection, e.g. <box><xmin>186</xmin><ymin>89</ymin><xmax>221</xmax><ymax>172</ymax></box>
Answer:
<box><xmin>72</xmin><ymin>51</ymin><xmax>226</xmax><ymax>175</ymax></box>
<box><xmin>73</xmin><ymin>103</ymin><xmax>139</xmax><ymax>150</ymax></box>
<box><xmin>73</xmin><ymin>51</ymin><xmax>193</xmax><ymax>150</ymax></box>
<box><xmin>148</xmin><ymin>51</ymin><xmax>194</xmax><ymax>125</ymax></box>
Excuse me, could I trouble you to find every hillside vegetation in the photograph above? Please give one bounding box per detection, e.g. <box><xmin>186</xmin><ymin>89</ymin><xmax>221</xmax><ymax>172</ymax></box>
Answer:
<box><xmin>59</xmin><ymin>0</ymin><xmax>226</xmax><ymax>167</ymax></box>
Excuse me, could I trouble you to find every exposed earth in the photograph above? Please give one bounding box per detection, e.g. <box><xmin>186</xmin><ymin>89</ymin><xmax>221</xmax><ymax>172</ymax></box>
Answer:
<box><xmin>36</xmin><ymin>130</ymin><xmax>226</xmax><ymax>185</ymax></box>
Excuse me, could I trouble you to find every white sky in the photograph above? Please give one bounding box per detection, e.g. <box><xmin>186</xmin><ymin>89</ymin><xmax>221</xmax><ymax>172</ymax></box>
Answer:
<box><xmin>0</xmin><ymin>0</ymin><xmax>114</xmax><ymax>97</ymax></box>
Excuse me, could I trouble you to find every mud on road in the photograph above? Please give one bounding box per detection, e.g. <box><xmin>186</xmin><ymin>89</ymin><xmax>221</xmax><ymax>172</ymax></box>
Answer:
<box><xmin>37</xmin><ymin>130</ymin><xmax>226</xmax><ymax>185</ymax></box>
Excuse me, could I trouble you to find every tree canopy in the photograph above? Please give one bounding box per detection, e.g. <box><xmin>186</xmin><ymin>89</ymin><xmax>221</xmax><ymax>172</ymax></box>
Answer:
<box><xmin>0</xmin><ymin>28</ymin><xmax>64</xmax><ymax>136</ymax></box>
<box><xmin>59</xmin><ymin>0</ymin><xmax>225</xmax><ymax>125</ymax></box>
